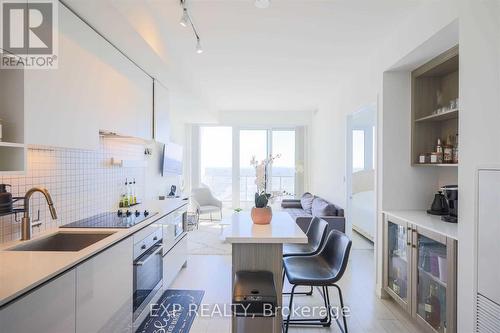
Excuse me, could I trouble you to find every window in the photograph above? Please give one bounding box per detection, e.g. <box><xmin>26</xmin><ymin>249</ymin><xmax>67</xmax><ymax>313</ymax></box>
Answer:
<box><xmin>200</xmin><ymin>126</ymin><xmax>232</xmax><ymax>203</ymax></box>
<box><xmin>271</xmin><ymin>130</ymin><xmax>295</xmax><ymax>196</ymax></box>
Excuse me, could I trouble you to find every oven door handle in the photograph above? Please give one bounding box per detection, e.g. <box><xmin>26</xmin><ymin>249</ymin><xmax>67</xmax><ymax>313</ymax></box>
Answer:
<box><xmin>134</xmin><ymin>245</ymin><xmax>163</xmax><ymax>266</ymax></box>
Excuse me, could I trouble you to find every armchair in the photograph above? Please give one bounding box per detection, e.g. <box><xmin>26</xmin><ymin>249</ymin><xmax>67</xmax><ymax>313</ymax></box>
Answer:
<box><xmin>191</xmin><ymin>187</ymin><xmax>223</xmax><ymax>221</ymax></box>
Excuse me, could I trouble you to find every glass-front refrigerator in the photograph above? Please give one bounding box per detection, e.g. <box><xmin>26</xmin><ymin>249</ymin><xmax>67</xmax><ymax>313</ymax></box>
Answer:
<box><xmin>415</xmin><ymin>233</ymin><xmax>448</xmax><ymax>333</ymax></box>
<box><xmin>386</xmin><ymin>221</ymin><xmax>410</xmax><ymax>306</ymax></box>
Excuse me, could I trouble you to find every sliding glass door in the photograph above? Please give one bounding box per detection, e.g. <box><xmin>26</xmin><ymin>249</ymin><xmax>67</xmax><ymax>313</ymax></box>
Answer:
<box><xmin>271</xmin><ymin>130</ymin><xmax>296</xmax><ymax>197</ymax></box>
<box><xmin>200</xmin><ymin>126</ymin><xmax>232</xmax><ymax>204</ymax></box>
<box><xmin>198</xmin><ymin>126</ymin><xmax>299</xmax><ymax>208</ymax></box>
<box><xmin>239</xmin><ymin>130</ymin><xmax>268</xmax><ymax>204</ymax></box>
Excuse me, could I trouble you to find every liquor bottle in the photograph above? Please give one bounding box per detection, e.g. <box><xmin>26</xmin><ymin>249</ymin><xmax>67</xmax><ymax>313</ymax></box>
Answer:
<box><xmin>443</xmin><ymin>135</ymin><xmax>453</xmax><ymax>163</ymax></box>
<box><xmin>424</xmin><ymin>283</ymin><xmax>441</xmax><ymax>329</ymax></box>
<box><xmin>452</xmin><ymin>134</ymin><xmax>459</xmax><ymax>164</ymax></box>
<box><xmin>436</xmin><ymin>138</ymin><xmax>444</xmax><ymax>163</ymax></box>
<box><xmin>392</xmin><ymin>267</ymin><xmax>401</xmax><ymax>295</ymax></box>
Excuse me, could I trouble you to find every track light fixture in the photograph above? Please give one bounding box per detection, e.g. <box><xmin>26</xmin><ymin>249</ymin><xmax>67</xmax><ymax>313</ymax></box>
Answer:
<box><xmin>179</xmin><ymin>0</ymin><xmax>203</xmax><ymax>54</ymax></box>
<box><xmin>179</xmin><ymin>8</ymin><xmax>189</xmax><ymax>27</ymax></box>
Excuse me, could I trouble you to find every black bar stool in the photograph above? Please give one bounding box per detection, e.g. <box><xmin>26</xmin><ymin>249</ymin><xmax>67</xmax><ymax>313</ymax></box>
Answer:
<box><xmin>283</xmin><ymin>230</ymin><xmax>352</xmax><ymax>333</ymax></box>
<box><xmin>283</xmin><ymin>217</ymin><xmax>328</xmax><ymax>257</ymax></box>
<box><xmin>282</xmin><ymin>217</ymin><xmax>328</xmax><ymax>296</ymax></box>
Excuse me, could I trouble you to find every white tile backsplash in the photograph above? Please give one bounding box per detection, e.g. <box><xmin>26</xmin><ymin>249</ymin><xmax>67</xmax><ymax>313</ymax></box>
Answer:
<box><xmin>0</xmin><ymin>138</ymin><xmax>148</xmax><ymax>243</ymax></box>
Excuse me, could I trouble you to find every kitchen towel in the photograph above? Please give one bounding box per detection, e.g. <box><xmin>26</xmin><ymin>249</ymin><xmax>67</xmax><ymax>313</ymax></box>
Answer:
<box><xmin>137</xmin><ymin>289</ymin><xmax>205</xmax><ymax>333</ymax></box>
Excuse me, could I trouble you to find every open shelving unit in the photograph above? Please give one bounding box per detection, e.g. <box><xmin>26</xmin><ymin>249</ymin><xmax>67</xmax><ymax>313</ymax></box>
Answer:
<box><xmin>0</xmin><ymin>62</ymin><xmax>26</xmax><ymax>173</ymax></box>
<box><xmin>411</xmin><ymin>46</ymin><xmax>459</xmax><ymax>167</ymax></box>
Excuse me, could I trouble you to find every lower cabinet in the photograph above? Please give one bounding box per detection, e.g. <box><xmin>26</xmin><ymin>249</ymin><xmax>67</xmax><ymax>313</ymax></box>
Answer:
<box><xmin>163</xmin><ymin>234</ymin><xmax>188</xmax><ymax>289</ymax></box>
<box><xmin>384</xmin><ymin>216</ymin><xmax>457</xmax><ymax>333</ymax></box>
<box><xmin>0</xmin><ymin>269</ymin><xmax>76</xmax><ymax>333</ymax></box>
<box><xmin>76</xmin><ymin>237</ymin><xmax>133</xmax><ymax>333</ymax></box>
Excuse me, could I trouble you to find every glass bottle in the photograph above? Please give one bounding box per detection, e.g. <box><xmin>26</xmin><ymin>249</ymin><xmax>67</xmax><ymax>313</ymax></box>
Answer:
<box><xmin>124</xmin><ymin>179</ymin><xmax>130</xmax><ymax>207</ymax></box>
<box><xmin>452</xmin><ymin>134</ymin><xmax>459</xmax><ymax>164</ymax></box>
<box><xmin>392</xmin><ymin>267</ymin><xmax>401</xmax><ymax>295</ymax></box>
<box><xmin>425</xmin><ymin>283</ymin><xmax>441</xmax><ymax>329</ymax></box>
<box><xmin>436</xmin><ymin>138</ymin><xmax>444</xmax><ymax>163</ymax></box>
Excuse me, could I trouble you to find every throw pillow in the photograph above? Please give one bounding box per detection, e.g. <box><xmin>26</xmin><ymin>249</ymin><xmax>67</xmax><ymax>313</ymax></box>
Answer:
<box><xmin>312</xmin><ymin>198</ymin><xmax>337</xmax><ymax>217</ymax></box>
<box><xmin>300</xmin><ymin>192</ymin><xmax>315</xmax><ymax>214</ymax></box>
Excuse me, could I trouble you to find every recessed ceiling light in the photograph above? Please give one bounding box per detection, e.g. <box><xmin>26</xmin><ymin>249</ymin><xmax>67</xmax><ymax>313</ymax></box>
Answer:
<box><xmin>255</xmin><ymin>0</ymin><xmax>270</xmax><ymax>9</ymax></box>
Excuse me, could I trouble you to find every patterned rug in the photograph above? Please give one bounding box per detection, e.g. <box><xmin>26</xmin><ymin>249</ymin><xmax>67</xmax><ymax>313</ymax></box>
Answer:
<box><xmin>137</xmin><ymin>289</ymin><xmax>205</xmax><ymax>333</ymax></box>
<box><xmin>187</xmin><ymin>221</ymin><xmax>232</xmax><ymax>255</ymax></box>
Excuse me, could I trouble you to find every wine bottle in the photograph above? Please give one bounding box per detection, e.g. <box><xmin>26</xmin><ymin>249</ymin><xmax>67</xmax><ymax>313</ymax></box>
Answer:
<box><xmin>424</xmin><ymin>283</ymin><xmax>441</xmax><ymax>329</ymax></box>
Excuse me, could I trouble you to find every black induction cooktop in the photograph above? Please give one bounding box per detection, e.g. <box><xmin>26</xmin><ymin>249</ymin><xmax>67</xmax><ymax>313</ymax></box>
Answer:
<box><xmin>60</xmin><ymin>210</ymin><xmax>157</xmax><ymax>229</ymax></box>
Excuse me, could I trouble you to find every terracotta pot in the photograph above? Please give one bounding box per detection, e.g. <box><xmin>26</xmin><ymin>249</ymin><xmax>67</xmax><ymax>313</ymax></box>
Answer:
<box><xmin>251</xmin><ymin>207</ymin><xmax>272</xmax><ymax>225</ymax></box>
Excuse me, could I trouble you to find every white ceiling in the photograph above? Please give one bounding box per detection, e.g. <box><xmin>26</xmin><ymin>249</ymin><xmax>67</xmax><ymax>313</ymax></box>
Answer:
<box><xmin>65</xmin><ymin>0</ymin><xmax>422</xmax><ymax>114</ymax></box>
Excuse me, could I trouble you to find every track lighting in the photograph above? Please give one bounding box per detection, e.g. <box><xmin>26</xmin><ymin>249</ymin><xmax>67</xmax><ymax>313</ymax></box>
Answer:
<box><xmin>179</xmin><ymin>0</ymin><xmax>204</xmax><ymax>54</ymax></box>
<box><xmin>179</xmin><ymin>8</ymin><xmax>189</xmax><ymax>27</ymax></box>
<box><xmin>196</xmin><ymin>38</ymin><xmax>203</xmax><ymax>54</ymax></box>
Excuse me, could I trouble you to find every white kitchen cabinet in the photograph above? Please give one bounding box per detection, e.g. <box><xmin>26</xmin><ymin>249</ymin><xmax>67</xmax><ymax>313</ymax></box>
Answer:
<box><xmin>76</xmin><ymin>237</ymin><xmax>133</xmax><ymax>333</ymax></box>
<box><xmin>163</xmin><ymin>234</ymin><xmax>188</xmax><ymax>289</ymax></box>
<box><xmin>0</xmin><ymin>269</ymin><xmax>76</xmax><ymax>333</ymax></box>
<box><xmin>24</xmin><ymin>3</ymin><xmax>153</xmax><ymax>150</ymax></box>
<box><xmin>154</xmin><ymin>79</ymin><xmax>171</xmax><ymax>144</ymax></box>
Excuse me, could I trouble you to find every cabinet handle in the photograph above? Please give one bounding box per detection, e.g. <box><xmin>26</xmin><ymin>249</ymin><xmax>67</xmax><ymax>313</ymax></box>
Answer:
<box><xmin>406</xmin><ymin>226</ymin><xmax>411</xmax><ymax>246</ymax></box>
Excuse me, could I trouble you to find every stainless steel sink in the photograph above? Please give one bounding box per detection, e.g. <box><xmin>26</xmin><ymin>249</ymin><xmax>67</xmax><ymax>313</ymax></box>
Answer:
<box><xmin>7</xmin><ymin>232</ymin><xmax>115</xmax><ymax>252</ymax></box>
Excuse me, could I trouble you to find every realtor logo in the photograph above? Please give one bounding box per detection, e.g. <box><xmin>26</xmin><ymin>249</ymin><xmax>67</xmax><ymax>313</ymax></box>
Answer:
<box><xmin>1</xmin><ymin>0</ymin><xmax>58</xmax><ymax>69</ymax></box>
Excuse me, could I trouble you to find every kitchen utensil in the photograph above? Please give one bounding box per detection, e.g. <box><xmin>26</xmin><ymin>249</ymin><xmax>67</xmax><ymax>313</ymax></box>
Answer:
<box><xmin>441</xmin><ymin>185</ymin><xmax>458</xmax><ymax>223</ymax></box>
<box><xmin>0</xmin><ymin>184</ymin><xmax>13</xmax><ymax>214</ymax></box>
<box><xmin>427</xmin><ymin>191</ymin><xmax>449</xmax><ymax>216</ymax></box>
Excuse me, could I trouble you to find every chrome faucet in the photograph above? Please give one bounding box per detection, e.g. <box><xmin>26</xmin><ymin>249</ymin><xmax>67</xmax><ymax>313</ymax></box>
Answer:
<box><xmin>21</xmin><ymin>187</ymin><xmax>58</xmax><ymax>240</ymax></box>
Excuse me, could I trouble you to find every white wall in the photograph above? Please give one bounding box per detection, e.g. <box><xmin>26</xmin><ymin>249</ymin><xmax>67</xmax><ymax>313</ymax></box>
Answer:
<box><xmin>458</xmin><ymin>1</ymin><xmax>500</xmax><ymax>332</ymax></box>
<box><xmin>310</xmin><ymin>0</ymin><xmax>459</xmax><ymax>209</ymax></box>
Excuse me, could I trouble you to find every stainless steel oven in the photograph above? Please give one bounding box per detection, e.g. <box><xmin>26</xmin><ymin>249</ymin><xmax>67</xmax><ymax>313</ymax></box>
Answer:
<box><xmin>133</xmin><ymin>228</ymin><xmax>163</xmax><ymax>321</ymax></box>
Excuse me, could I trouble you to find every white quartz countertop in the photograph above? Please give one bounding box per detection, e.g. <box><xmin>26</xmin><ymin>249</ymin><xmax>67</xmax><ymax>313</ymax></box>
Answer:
<box><xmin>383</xmin><ymin>210</ymin><xmax>458</xmax><ymax>240</ymax></box>
<box><xmin>223</xmin><ymin>211</ymin><xmax>308</xmax><ymax>244</ymax></box>
<box><xmin>0</xmin><ymin>198</ymin><xmax>188</xmax><ymax>308</ymax></box>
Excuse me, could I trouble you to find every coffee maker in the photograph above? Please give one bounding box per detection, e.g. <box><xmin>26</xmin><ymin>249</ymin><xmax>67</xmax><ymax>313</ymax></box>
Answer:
<box><xmin>441</xmin><ymin>185</ymin><xmax>458</xmax><ymax>223</ymax></box>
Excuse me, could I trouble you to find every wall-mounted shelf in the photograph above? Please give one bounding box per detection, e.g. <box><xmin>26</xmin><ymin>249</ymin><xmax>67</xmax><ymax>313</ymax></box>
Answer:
<box><xmin>0</xmin><ymin>142</ymin><xmax>25</xmax><ymax>148</ymax></box>
<box><xmin>411</xmin><ymin>46</ymin><xmax>459</xmax><ymax>167</ymax></box>
<box><xmin>415</xmin><ymin>163</ymin><xmax>458</xmax><ymax>167</ymax></box>
<box><xmin>415</xmin><ymin>109</ymin><xmax>458</xmax><ymax>123</ymax></box>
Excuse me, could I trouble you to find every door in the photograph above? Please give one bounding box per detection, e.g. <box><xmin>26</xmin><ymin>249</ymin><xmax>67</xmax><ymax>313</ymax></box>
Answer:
<box><xmin>412</xmin><ymin>227</ymin><xmax>456</xmax><ymax>333</ymax></box>
<box><xmin>346</xmin><ymin>105</ymin><xmax>376</xmax><ymax>240</ymax></box>
<box><xmin>384</xmin><ymin>218</ymin><xmax>412</xmax><ymax>312</ymax></box>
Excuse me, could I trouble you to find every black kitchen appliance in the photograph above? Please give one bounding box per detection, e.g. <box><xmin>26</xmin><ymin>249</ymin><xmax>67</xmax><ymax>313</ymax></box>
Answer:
<box><xmin>60</xmin><ymin>211</ymin><xmax>157</xmax><ymax>229</ymax></box>
<box><xmin>168</xmin><ymin>185</ymin><xmax>177</xmax><ymax>197</ymax></box>
<box><xmin>427</xmin><ymin>191</ymin><xmax>450</xmax><ymax>216</ymax></box>
<box><xmin>441</xmin><ymin>185</ymin><xmax>458</xmax><ymax>223</ymax></box>
<box><xmin>0</xmin><ymin>184</ymin><xmax>13</xmax><ymax>214</ymax></box>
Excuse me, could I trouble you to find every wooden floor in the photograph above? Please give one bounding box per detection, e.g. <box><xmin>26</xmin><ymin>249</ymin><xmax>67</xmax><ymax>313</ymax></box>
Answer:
<box><xmin>170</xmin><ymin>232</ymin><xmax>424</xmax><ymax>333</ymax></box>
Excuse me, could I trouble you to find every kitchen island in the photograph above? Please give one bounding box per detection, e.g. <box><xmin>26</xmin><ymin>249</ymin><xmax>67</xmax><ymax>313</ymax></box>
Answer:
<box><xmin>223</xmin><ymin>211</ymin><xmax>307</xmax><ymax>332</ymax></box>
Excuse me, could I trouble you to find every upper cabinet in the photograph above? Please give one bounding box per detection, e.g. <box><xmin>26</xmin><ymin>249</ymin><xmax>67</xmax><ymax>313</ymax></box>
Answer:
<box><xmin>411</xmin><ymin>46</ymin><xmax>459</xmax><ymax>167</ymax></box>
<box><xmin>153</xmin><ymin>79</ymin><xmax>171</xmax><ymax>144</ymax></box>
<box><xmin>20</xmin><ymin>3</ymin><xmax>154</xmax><ymax>150</ymax></box>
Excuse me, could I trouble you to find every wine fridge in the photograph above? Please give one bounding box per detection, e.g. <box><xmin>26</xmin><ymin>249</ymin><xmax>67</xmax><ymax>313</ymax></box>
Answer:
<box><xmin>384</xmin><ymin>215</ymin><xmax>457</xmax><ymax>333</ymax></box>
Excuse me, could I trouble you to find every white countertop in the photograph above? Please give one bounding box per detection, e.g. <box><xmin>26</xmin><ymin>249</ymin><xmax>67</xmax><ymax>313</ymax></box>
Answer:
<box><xmin>223</xmin><ymin>211</ymin><xmax>307</xmax><ymax>244</ymax></box>
<box><xmin>0</xmin><ymin>198</ymin><xmax>188</xmax><ymax>308</ymax></box>
<box><xmin>383</xmin><ymin>210</ymin><xmax>458</xmax><ymax>240</ymax></box>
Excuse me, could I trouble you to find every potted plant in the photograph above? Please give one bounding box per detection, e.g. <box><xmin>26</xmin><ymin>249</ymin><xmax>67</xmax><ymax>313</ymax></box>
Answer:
<box><xmin>251</xmin><ymin>192</ymin><xmax>272</xmax><ymax>225</ymax></box>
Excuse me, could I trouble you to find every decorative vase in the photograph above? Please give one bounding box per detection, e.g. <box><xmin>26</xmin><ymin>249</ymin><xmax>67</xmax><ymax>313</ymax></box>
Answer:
<box><xmin>251</xmin><ymin>207</ymin><xmax>272</xmax><ymax>225</ymax></box>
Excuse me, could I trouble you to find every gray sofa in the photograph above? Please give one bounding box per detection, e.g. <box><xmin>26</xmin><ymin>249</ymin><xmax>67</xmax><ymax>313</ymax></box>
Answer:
<box><xmin>281</xmin><ymin>192</ymin><xmax>345</xmax><ymax>233</ymax></box>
